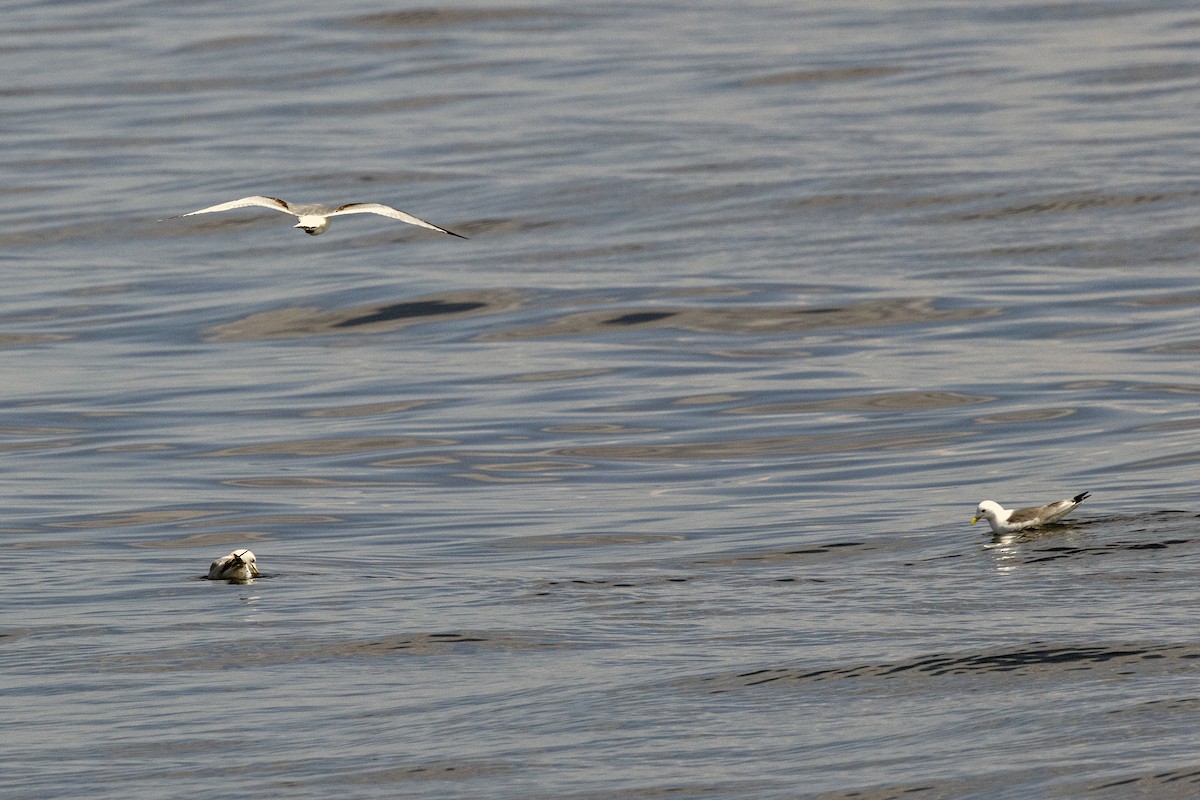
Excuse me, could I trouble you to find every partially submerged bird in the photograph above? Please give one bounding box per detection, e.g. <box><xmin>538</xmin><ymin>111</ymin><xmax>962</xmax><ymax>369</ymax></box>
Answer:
<box><xmin>208</xmin><ymin>549</ymin><xmax>260</xmax><ymax>583</ymax></box>
<box><xmin>970</xmin><ymin>492</ymin><xmax>1090</xmax><ymax>534</ymax></box>
<box><xmin>164</xmin><ymin>195</ymin><xmax>467</xmax><ymax>238</ymax></box>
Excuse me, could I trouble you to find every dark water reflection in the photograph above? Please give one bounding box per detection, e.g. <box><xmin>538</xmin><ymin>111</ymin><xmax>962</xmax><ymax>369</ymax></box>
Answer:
<box><xmin>207</xmin><ymin>289</ymin><xmax>523</xmax><ymax>340</ymax></box>
<box><xmin>206</xmin><ymin>290</ymin><xmax>981</xmax><ymax>343</ymax></box>
<box><xmin>482</xmin><ymin>296</ymin><xmax>985</xmax><ymax>340</ymax></box>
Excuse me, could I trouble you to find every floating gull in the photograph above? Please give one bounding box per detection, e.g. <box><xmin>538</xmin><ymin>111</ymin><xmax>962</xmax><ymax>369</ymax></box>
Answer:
<box><xmin>970</xmin><ymin>492</ymin><xmax>1090</xmax><ymax>534</ymax></box>
<box><xmin>164</xmin><ymin>195</ymin><xmax>467</xmax><ymax>238</ymax></box>
<box><xmin>208</xmin><ymin>549</ymin><xmax>260</xmax><ymax>583</ymax></box>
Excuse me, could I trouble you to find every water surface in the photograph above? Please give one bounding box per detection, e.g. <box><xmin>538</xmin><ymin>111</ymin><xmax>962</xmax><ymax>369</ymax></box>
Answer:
<box><xmin>4</xmin><ymin>1</ymin><xmax>1200</xmax><ymax>798</ymax></box>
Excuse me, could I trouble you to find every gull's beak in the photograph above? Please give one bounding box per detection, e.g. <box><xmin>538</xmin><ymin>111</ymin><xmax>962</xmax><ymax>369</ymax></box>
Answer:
<box><xmin>250</xmin><ymin>562</ymin><xmax>261</xmax><ymax>577</ymax></box>
<box><xmin>970</xmin><ymin>516</ymin><xmax>980</xmax><ymax>526</ymax></box>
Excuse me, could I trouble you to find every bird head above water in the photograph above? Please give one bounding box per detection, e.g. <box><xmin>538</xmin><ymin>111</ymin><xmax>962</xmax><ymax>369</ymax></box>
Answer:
<box><xmin>970</xmin><ymin>500</ymin><xmax>1005</xmax><ymax>527</ymax></box>
<box><xmin>208</xmin><ymin>549</ymin><xmax>260</xmax><ymax>583</ymax></box>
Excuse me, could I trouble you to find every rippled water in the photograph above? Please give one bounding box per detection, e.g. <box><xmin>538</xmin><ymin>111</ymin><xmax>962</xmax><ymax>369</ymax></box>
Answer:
<box><xmin>5</xmin><ymin>1</ymin><xmax>1200</xmax><ymax>798</ymax></box>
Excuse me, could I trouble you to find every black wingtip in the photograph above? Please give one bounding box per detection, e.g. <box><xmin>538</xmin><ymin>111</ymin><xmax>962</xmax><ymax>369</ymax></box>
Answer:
<box><xmin>1073</xmin><ymin>491</ymin><xmax>1090</xmax><ymax>503</ymax></box>
<box><xmin>444</xmin><ymin>228</ymin><xmax>468</xmax><ymax>240</ymax></box>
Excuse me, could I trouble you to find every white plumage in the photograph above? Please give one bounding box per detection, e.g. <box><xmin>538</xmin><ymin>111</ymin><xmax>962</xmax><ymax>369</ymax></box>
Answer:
<box><xmin>208</xmin><ymin>549</ymin><xmax>260</xmax><ymax>583</ymax></box>
<box><xmin>164</xmin><ymin>195</ymin><xmax>466</xmax><ymax>238</ymax></box>
<box><xmin>970</xmin><ymin>492</ymin><xmax>1090</xmax><ymax>534</ymax></box>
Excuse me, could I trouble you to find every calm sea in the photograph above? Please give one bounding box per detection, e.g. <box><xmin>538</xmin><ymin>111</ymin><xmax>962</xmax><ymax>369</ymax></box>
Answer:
<box><xmin>4</xmin><ymin>1</ymin><xmax>1200</xmax><ymax>798</ymax></box>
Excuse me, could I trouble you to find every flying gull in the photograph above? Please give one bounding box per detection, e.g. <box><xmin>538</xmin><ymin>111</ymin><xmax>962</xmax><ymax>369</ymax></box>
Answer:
<box><xmin>208</xmin><ymin>549</ymin><xmax>261</xmax><ymax>583</ymax></box>
<box><xmin>970</xmin><ymin>492</ymin><xmax>1090</xmax><ymax>534</ymax></box>
<box><xmin>164</xmin><ymin>195</ymin><xmax>467</xmax><ymax>238</ymax></box>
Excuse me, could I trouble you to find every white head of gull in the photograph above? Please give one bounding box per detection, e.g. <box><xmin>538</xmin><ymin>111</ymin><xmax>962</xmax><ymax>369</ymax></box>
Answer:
<box><xmin>208</xmin><ymin>549</ymin><xmax>260</xmax><ymax>583</ymax></box>
<box><xmin>970</xmin><ymin>492</ymin><xmax>1090</xmax><ymax>534</ymax></box>
<box><xmin>163</xmin><ymin>195</ymin><xmax>467</xmax><ymax>238</ymax></box>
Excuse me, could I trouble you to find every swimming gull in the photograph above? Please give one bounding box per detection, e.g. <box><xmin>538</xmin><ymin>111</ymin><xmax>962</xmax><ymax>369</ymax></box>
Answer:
<box><xmin>970</xmin><ymin>492</ymin><xmax>1090</xmax><ymax>534</ymax></box>
<box><xmin>208</xmin><ymin>549</ymin><xmax>260</xmax><ymax>583</ymax></box>
<box><xmin>164</xmin><ymin>195</ymin><xmax>467</xmax><ymax>238</ymax></box>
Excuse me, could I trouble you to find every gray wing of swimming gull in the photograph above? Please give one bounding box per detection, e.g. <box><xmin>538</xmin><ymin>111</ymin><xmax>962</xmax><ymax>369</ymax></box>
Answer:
<box><xmin>327</xmin><ymin>202</ymin><xmax>468</xmax><ymax>238</ymax></box>
<box><xmin>1010</xmin><ymin>492</ymin><xmax>1088</xmax><ymax>525</ymax></box>
<box><xmin>165</xmin><ymin>196</ymin><xmax>296</xmax><ymax>219</ymax></box>
<box><xmin>1008</xmin><ymin>502</ymin><xmax>1061</xmax><ymax>525</ymax></box>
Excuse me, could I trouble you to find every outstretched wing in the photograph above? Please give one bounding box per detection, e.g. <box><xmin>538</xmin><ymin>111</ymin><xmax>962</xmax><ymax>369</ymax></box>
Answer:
<box><xmin>164</xmin><ymin>196</ymin><xmax>294</xmax><ymax>220</ymax></box>
<box><xmin>328</xmin><ymin>203</ymin><xmax>467</xmax><ymax>238</ymax></box>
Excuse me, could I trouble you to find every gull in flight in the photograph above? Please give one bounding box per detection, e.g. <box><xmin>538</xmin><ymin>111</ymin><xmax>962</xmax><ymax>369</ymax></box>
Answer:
<box><xmin>970</xmin><ymin>492</ymin><xmax>1090</xmax><ymax>534</ymax></box>
<box><xmin>164</xmin><ymin>195</ymin><xmax>467</xmax><ymax>238</ymax></box>
<box><xmin>208</xmin><ymin>549</ymin><xmax>261</xmax><ymax>583</ymax></box>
